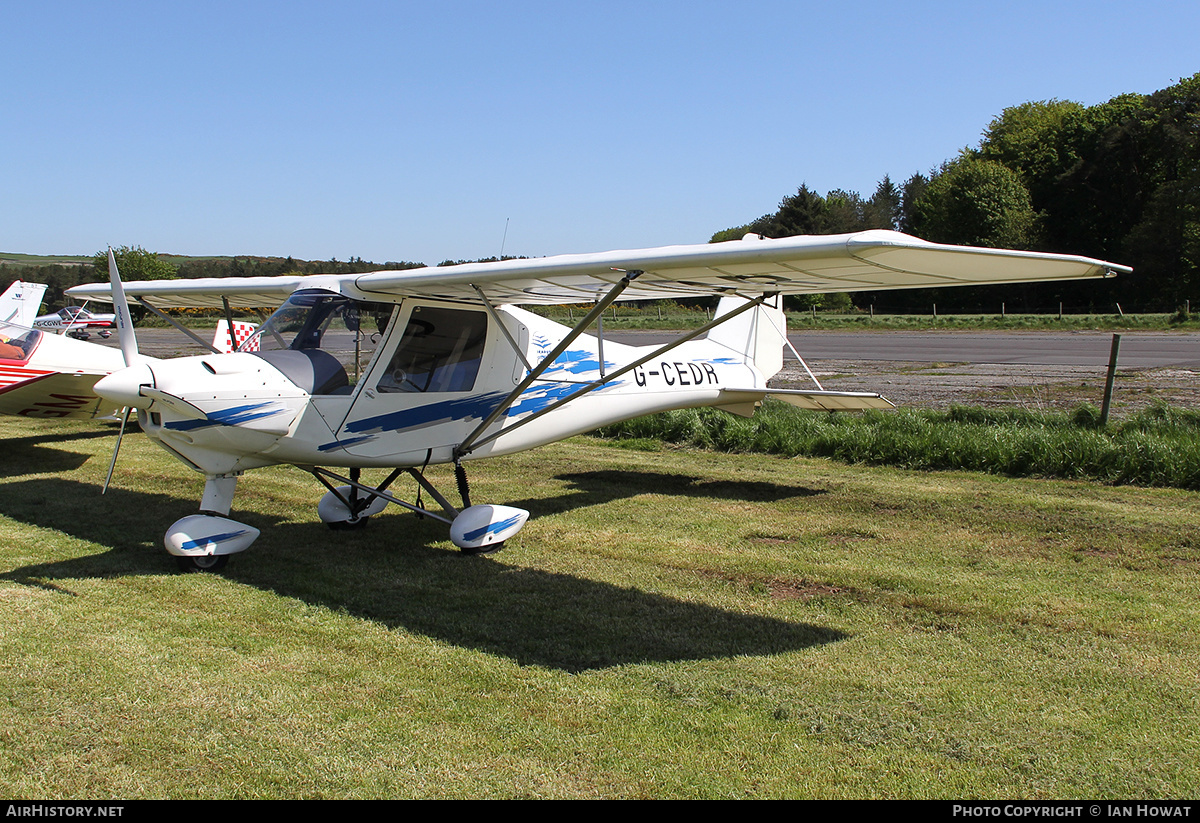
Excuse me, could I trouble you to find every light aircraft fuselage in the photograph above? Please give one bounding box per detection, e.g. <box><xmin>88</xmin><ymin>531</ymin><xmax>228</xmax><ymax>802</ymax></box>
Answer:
<box><xmin>34</xmin><ymin>305</ymin><xmax>116</xmax><ymax>339</ymax></box>
<box><xmin>96</xmin><ymin>290</ymin><xmax>794</xmax><ymax>477</ymax></box>
<box><xmin>0</xmin><ymin>321</ymin><xmax>125</xmax><ymax>419</ymax></box>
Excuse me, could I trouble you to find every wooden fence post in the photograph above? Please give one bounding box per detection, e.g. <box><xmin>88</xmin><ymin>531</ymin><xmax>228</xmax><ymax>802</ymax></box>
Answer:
<box><xmin>1100</xmin><ymin>333</ymin><xmax>1122</xmax><ymax>426</ymax></box>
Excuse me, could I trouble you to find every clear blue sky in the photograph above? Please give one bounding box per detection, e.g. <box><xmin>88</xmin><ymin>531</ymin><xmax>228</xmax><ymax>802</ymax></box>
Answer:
<box><xmin>3</xmin><ymin>0</ymin><xmax>1197</xmax><ymax>266</ymax></box>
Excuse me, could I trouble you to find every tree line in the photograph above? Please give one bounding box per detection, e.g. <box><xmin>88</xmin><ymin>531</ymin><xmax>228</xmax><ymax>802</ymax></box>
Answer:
<box><xmin>0</xmin><ymin>249</ymin><xmax>422</xmax><ymax>312</ymax></box>
<box><xmin>712</xmin><ymin>73</ymin><xmax>1200</xmax><ymax>314</ymax></box>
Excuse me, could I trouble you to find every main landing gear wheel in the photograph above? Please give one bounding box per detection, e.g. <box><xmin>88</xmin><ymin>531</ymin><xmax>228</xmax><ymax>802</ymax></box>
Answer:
<box><xmin>326</xmin><ymin>515</ymin><xmax>370</xmax><ymax>531</ymax></box>
<box><xmin>318</xmin><ymin>483</ymin><xmax>389</xmax><ymax>529</ymax></box>
<box><xmin>449</xmin><ymin>505</ymin><xmax>529</xmax><ymax>555</ymax></box>
<box><xmin>176</xmin><ymin>554</ymin><xmax>229</xmax><ymax>573</ymax></box>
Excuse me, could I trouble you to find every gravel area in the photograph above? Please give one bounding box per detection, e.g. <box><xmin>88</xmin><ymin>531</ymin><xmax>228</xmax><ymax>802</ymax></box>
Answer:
<box><xmin>772</xmin><ymin>359</ymin><xmax>1200</xmax><ymax>415</ymax></box>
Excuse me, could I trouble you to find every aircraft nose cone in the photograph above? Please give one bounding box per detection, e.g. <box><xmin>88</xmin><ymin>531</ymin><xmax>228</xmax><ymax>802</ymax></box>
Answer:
<box><xmin>94</xmin><ymin>362</ymin><xmax>154</xmax><ymax>409</ymax></box>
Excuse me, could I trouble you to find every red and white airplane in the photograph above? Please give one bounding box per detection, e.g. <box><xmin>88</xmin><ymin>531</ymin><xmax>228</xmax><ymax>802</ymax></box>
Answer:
<box><xmin>0</xmin><ymin>320</ymin><xmax>126</xmax><ymax>420</ymax></box>
<box><xmin>33</xmin><ymin>304</ymin><xmax>117</xmax><ymax>340</ymax></box>
<box><xmin>0</xmin><ymin>279</ymin><xmax>126</xmax><ymax>419</ymax></box>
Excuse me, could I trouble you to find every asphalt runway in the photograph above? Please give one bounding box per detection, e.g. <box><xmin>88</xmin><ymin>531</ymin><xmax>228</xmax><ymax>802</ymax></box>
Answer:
<box><xmin>92</xmin><ymin>327</ymin><xmax>1200</xmax><ymax>412</ymax></box>
<box><xmin>113</xmin><ymin>327</ymin><xmax>1200</xmax><ymax>369</ymax></box>
<box><xmin>609</xmin><ymin>330</ymin><xmax>1200</xmax><ymax>369</ymax></box>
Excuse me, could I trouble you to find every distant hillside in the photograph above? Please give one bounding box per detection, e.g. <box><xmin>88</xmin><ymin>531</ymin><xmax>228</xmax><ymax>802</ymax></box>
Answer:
<box><xmin>0</xmin><ymin>252</ymin><xmax>324</xmax><ymax>267</ymax></box>
<box><xmin>0</xmin><ymin>253</ymin><xmax>92</xmax><ymax>266</ymax></box>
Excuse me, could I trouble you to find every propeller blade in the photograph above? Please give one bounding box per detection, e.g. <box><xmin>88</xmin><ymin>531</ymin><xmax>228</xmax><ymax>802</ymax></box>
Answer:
<box><xmin>102</xmin><ymin>407</ymin><xmax>133</xmax><ymax>494</ymax></box>
<box><xmin>107</xmin><ymin>248</ymin><xmax>141</xmax><ymax>367</ymax></box>
<box><xmin>102</xmin><ymin>251</ymin><xmax>143</xmax><ymax>494</ymax></box>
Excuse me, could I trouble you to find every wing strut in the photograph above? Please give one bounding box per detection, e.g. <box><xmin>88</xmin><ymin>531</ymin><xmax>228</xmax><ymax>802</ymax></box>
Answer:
<box><xmin>456</xmin><ymin>291</ymin><xmax>774</xmax><ymax>458</ymax></box>
<box><xmin>455</xmin><ymin>270</ymin><xmax>643</xmax><ymax>456</ymax></box>
<box><xmin>135</xmin><ymin>297</ymin><xmax>223</xmax><ymax>354</ymax></box>
<box><xmin>221</xmin><ymin>297</ymin><xmax>239</xmax><ymax>353</ymax></box>
<box><xmin>762</xmin><ymin>307</ymin><xmax>825</xmax><ymax>391</ymax></box>
<box><xmin>472</xmin><ymin>285</ymin><xmax>533</xmax><ymax>373</ymax></box>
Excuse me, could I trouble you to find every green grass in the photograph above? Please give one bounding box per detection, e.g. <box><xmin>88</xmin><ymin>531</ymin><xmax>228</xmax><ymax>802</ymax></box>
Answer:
<box><xmin>597</xmin><ymin>401</ymin><xmax>1200</xmax><ymax>490</ymax></box>
<box><xmin>0</xmin><ymin>417</ymin><xmax>1197</xmax><ymax>798</ymax></box>
<box><xmin>0</xmin><ymin>253</ymin><xmax>92</xmax><ymax>265</ymax></box>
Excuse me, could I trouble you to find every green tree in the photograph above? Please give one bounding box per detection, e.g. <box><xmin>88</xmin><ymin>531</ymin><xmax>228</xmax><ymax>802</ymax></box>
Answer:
<box><xmin>977</xmin><ymin>99</ymin><xmax>1087</xmax><ymax>195</ymax></box>
<box><xmin>823</xmin><ymin>189</ymin><xmax>868</xmax><ymax>233</ymax></box>
<box><xmin>866</xmin><ymin>175</ymin><xmax>902</xmax><ymax>231</ymax></box>
<box><xmin>710</xmin><ymin>185</ymin><xmax>831</xmax><ymax>242</ymax></box>
<box><xmin>90</xmin><ymin>245</ymin><xmax>178</xmax><ymax>281</ymax></box>
<box><xmin>898</xmin><ymin>172</ymin><xmax>930</xmax><ymax>235</ymax></box>
<box><xmin>709</xmin><ymin>225</ymin><xmax>754</xmax><ymax>242</ymax></box>
<box><xmin>912</xmin><ymin>158</ymin><xmax>1038</xmax><ymax>249</ymax></box>
<box><xmin>756</xmin><ymin>184</ymin><xmax>829</xmax><ymax>237</ymax></box>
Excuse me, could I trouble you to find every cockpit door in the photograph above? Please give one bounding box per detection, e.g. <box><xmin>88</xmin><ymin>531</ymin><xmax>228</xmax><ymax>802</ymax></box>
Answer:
<box><xmin>332</xmin><ymin>302</ymin><xmax>524</xmax><ymax>462</ymax></box>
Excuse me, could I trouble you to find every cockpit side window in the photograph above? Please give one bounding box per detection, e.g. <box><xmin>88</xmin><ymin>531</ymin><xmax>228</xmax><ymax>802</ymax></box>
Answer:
<box><xmin>377</xmin><ymin>306</ymin><xmax>488</xmax><ymax>393</ymax></box>
<box><xmin>0</xmin><ymin>325</ymin><xmax>41</xmax><ymax>362</ymax></box>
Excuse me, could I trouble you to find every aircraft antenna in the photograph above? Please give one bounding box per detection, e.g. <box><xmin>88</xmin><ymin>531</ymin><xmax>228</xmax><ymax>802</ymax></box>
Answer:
<box><xmin>499</xmin><ymin>218</ymin><xmax>510</xmax><ymax>259</ymax></box>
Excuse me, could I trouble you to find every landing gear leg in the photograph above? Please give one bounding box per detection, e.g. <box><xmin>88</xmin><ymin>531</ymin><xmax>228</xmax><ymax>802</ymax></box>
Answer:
<box><xmin>308</xmin><ymin>465</ymin><xmax>529</xmax><ymax>554</ymax></box>
<box><xmin>315</xmin><ymin>467</ymin><xmax>398</xmax><ymax>529</ymax></box>
<box><xmin>164</xmin><ymin>473</ymin><xmax>258</xmax><ymax>571</ymax></box>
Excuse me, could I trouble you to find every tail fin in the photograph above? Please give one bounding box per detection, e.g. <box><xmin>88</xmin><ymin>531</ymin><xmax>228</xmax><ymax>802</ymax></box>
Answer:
<box><xmin>704</xmin><ymin>295</ymin><xmax>786</xmax><ymax>380</ymax></box>
<box><xmin>213</xmin><ymin>319</ymin><xmax>260</xmax><ymax>353</ymax></box>
<box><xmin>0</xmin><ymin>280</ymin><xmax>48</xmax><ymax>327</ymax></box>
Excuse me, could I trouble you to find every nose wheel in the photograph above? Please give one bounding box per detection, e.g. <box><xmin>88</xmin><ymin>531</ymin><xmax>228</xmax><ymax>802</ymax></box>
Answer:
<box><xmin>176</xmin><ymin>554</ymin><xmax>230</xmax><ymax>573</ymax></box>
<box><xmin>163</xmin><ymin>477</ymin><xmax>258</xmax><ymax>572</ymax></box>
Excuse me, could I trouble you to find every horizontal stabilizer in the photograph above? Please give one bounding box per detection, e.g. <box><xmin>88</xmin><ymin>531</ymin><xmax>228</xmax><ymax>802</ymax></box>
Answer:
<box><xmin>718</xmin><ymin>387</ymin><xmax>894</xmax><ymax>413</ymax></box>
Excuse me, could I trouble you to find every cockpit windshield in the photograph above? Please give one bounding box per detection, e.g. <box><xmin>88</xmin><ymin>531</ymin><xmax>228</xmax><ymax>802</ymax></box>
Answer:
<box><xmin>245</xmin><ymin>290</ymin><xmax>394</xmax><ymax>394</ymax></box>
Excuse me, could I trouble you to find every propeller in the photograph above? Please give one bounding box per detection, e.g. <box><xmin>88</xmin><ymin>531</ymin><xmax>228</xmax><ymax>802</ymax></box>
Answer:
<box><xmin>102</xmin><ymin>407</ymin><xmax>133</xmax><ymax>494</ymax></box>
<box><xmin>108</xmin><ymin>247</ymin><xmax>141</xmax><ymax>368</ymax></box>
<box><xmin>100</xmin><ymin>248</ymin><xmax>144</xmax><ymax>494</ymax></box>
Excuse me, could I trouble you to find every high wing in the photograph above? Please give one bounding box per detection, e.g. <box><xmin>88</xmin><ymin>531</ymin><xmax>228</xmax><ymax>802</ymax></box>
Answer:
<box><xmin>68</xmin><ymin>275</ymin><xmax>309</xmax><ymax>310</ymax></box>
<box><xmin>65</xmin><ymin>231</ymin><xmax>1129</xmax><ymax>308</ymax></box>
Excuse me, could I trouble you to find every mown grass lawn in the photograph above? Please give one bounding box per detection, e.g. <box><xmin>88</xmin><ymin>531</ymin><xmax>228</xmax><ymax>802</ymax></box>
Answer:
<box><xmin>0</xmin><ymin>417</ymin><xmax>1196</xmax><ymax>798</ymax></box>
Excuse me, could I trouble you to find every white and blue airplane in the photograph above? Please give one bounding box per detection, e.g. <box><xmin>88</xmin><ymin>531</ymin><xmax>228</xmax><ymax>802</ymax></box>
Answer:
<box><xmin>67</xmin><ymin>231</ymin><xmax>1129</xmax><ymax>571</ymax></box>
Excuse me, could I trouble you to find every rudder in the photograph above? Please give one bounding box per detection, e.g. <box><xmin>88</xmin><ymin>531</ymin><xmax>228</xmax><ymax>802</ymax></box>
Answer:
<box><xmin>704</xmin><ymin>295</ymin><xmax>786</xmax><ymax>380</ymax></box>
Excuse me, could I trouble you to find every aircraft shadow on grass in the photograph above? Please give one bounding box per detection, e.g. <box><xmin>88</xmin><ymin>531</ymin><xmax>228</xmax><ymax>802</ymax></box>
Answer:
<box><xmin>0</xmin><ymin>471</ymin><xmax>844</xmax><ymax>673</ymax></box>
<box><xmin>0</xmin><ymin>427</ymin><xmax>121</xmax><ymax>477</ymax></box>
<box><xmin>541</xmin><ymin>469</ymin><xmax>824</xmax><ymax>509</ymax></box>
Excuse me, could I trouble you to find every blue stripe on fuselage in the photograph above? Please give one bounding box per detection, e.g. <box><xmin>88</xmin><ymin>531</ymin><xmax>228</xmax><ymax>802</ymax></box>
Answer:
<box><xmin>164</xmin><ymin>402</ymin><xmax>284</xmax><ymax>431</ymax></box>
